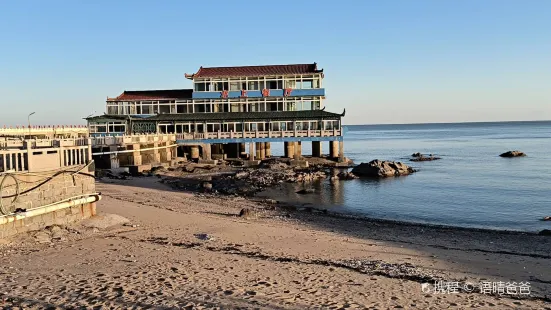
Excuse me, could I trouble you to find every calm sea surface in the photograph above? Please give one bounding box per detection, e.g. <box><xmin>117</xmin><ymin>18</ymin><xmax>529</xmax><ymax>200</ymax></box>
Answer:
<box><xmin>258</xmin><ymin>121</ymin><xmax>551</xmax><ymax>232</ymax></box>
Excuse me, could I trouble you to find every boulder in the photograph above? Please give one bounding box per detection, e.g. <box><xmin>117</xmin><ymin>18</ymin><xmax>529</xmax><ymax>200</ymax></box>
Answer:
<box><xmin>499</xmin><ymin>151</ymin><xmax>526</xmax><ymax>158</ymax></box>
<box><xmin>239</xmin><ymin>208</ymin><xmax>257</xmax><ymax>219</ymax></box>
<box><xmin>296</xmin><ymin>188</ymin><xmax>315</xmax><ymax>194</ymax></box>
<box><xmin>410</xmin><ymin>154</ymin><xmax>441</xmax><ymax>162</ymax></box>
<box><xmin>351</xmin><ymin>160</ymin><xmax>416</xmax><ymax>178</ymax></box>
<box><xmin>539</xmin><ymin>229</ymin><xmax>551</xmax><ymax>236</ymax></box>
<box><xmin>412</xmin><ymin>152</ymin><xmax>422</xmax><ymax>158</ymax></box>
<box><xmin>335</xmin><ymin>171</ymin><xmax>359</xmax><ymax>180</ymax></box>
<box><xmin>541</xmin><ymin>216</ymin><xmax>551</xmax><ymax>221</ymax></box>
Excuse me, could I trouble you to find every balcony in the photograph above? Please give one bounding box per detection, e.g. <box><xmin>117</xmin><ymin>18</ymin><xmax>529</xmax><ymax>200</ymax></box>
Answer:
<box><xmin>192</xmin><ymin>88</ymin><xmax>325</xmax><ymax>99</ymax></box>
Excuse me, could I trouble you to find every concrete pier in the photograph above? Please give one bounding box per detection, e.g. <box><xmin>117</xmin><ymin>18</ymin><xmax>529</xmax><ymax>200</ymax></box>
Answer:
<box><xmin>329</xmin><ymin>141</ymin><xmax>339</xmax><ymax>159</ymax></box>
<box><xmin>312</xmin><ymin>141</ymin><xmax>322</xmax><ymax>157</ymax></box>
<box><xmin>339</xmin><ymin>141</ymin><xmax>344</xmax><ymax>162</ymax></box>
<box><xmin>284</xmin><ymin>142</ymin><xmax>295</xmax><ymax>159</ymax></box>
<box><xmin>294</xmin><ymin>141</ymin><xmax>302</xmax><ymax>159</ymax></box>
<box><xmin>239</xmin><ymin>143</ymin><xmax>246</xmax><ymax>158</ymax></box>
<box><xmin>249</xmin><ymin>142</ymin><xmax>255</xmax><ymax>160</ymax></box>
<box><xmin>202</xmin><ymin>144</ymin><xmax>211</xmax><ymax>160</ymax></box>
<box><xmin>265</xmin><ymin>142</ymin><xmax>271</xmax><ymax>158</ymax></box>
<box><xmin>190</xmin><ymin>146</ymin><xmax>200</xmax><ymax>160</ymax></box>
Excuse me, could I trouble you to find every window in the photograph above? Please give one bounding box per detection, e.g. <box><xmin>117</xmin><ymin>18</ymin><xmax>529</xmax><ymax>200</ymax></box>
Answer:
<box><xmin>107</xmin><ymin>106</ymin><xmax>117</xmax><ymax>114</ymax></box>
<box><xmin>266</xmin><ymin>80</ymin><xmax>282</xmax><ymax>89</ymax></box>
<box><xmin>302</xmin><ymin>79</ymin><xmax>313</xmax><ymax>89</ymax></box>
<box><xmin>142</xmin><ymin>105</ymin><xmax>151</xmax><ymax>114</ymax></box>
<box><xmin>248</xmin><ymin>81</ymin><xmax>259</xmax><ymax>90</ymax></box>
<box><xmin>285</xmin><ymin>80</ymin><xmax>296</xmax><ymax>89</ymax></box>
<box><xmin>159</xmin><ymin>105</ymin><xmax>170</xmax><ymax>114</ymax></box>
<box><xmin>195</xmin><ymin>83</ymin><xmax>206</xmax><ymax>91</ymax></box>
<box><xmin>302</xmin><ymin>101</ymin><xmax>312</xmax><ymax>110</ymax></box>
<box><xmin>214</xmin><ymin>82</ymin><xmax>228</xmax><ymax>91</ymax></box>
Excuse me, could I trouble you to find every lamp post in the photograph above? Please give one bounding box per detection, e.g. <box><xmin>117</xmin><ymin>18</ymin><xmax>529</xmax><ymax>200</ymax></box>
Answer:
<box><xmin>28</xmin><ymin>112</ymin><xmax>35</xmax><ymax>137</ymax></box>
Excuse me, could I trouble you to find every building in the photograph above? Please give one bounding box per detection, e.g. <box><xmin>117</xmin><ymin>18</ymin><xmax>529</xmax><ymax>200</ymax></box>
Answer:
<box><xmin>86</xmin><ymin>63</ymin><xmax>345</xmax><ymax>163</ymax></box>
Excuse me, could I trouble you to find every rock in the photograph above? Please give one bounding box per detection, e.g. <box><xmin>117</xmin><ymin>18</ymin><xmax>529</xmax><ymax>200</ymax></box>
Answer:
<box><xmin>412</xmin><ymin>152</ymin><xmax>422</xmax><ymax>158</ymax></box>
<box><xmin>264</xmin><ymin>199</ymin><xmax>278</xmax><ymax>204</ymax></box>
<box><xmin>539</xmin><ymin>229</ymin><xmax>551</xmax><ymax>236</ymax></box>
<box><xmin>542</xmin><ymin>216</ymin><xmax>551</xmax><ymax>221</ymax></box>
<box><xmin>351</xmin><ymin>160</ymin><xmax>416</xmax><ymax>178</ymax></box>
<box><xmin>296</xmin><ymin>188</ymin><xmax>315</xmax><ymax>194</ymax></box>
<box><xmin>239</xmin><ymin>208</ymin><xmax>257</xmax><ymax>219</ymax></box>
<box><xmin>336</xmin><ymin>171</ymin><xmax>359</xmax><ymax>180</ymax></box>
<box><xmin>410</xmin><ymin>155</ymin><xmax>441</xmax><ymax>162</ymax></box>
<box><xmin>202</xmin><ymin>182</ymin><xmax>213</xmax><ymax>192</ymax></box>
<box><xmin>499</xmin><ymin>151</ymin><xmax>526</xmax><ymax>157</ymax></box>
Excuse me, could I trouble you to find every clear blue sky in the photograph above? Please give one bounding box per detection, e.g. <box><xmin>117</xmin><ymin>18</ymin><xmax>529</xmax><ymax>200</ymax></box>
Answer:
<box><xmin>1</xmin><ymin>0</ymin><xmax>550</xmax><ymax>125</ymax></box>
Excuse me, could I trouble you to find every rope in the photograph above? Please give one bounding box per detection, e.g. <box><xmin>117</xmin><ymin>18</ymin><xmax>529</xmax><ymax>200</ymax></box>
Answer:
<box><xmin>0</xmin><ymin>173</ymin><xmax>19</xmax><ymax>215</ymax></box>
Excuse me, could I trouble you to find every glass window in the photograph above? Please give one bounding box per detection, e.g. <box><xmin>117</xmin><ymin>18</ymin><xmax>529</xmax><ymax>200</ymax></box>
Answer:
<box><xmin>302</xmin><ymin>80</ymin><xmax>313</xmax><ymax>89</ymax></box>
<box><xmin>230</xmin><ymin>82</ymin><xmax>240</xmax><ymax>91</ymax></box>
<box><xmin>142</xmin><ymin>105</ymin><xmax>151</xmax><ymax>114</ymax></box>
<box><xmin>285</xmin><ymin>80</ymin><xmax>296</xmax><ymax>89</ymax></box>
<box><xmin>302</xmin><ymin>101</ymin><xmax>312</xmax><ymax>110</ymax></box>
<box><xmin>195</xmin><ymin>83</ymin><xmax>206</xmax><ymax>91</ymax></box>
<box><xmin>248</xmin><ymin>81</ymin><xmax>259</xmax><ymax>90</ymax></box>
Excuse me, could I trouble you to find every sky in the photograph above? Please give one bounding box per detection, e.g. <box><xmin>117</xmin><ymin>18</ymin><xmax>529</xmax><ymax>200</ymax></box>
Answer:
<box><xmin>0</xmin><ymin>0</ymin><xmax>550</xmax><ymax>126</ymax></box>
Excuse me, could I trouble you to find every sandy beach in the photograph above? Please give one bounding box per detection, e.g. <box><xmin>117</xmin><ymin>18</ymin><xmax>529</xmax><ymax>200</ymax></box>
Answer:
<box><xmin>1</xmin><ymin>176</ymin><xmax>550</xmax><ymax>309</ymax></box>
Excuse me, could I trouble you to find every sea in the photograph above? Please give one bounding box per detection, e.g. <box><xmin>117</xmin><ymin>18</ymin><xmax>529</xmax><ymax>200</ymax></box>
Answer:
<box><xmin>258</xmin><ymin>121</ymin><xmax>551</xmax><ymax>232</ymax></box>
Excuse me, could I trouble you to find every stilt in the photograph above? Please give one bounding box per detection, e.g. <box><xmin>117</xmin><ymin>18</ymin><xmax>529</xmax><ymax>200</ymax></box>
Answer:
<box><xmin>339</xmin><ymin>141</ymin><xmax>344</xmax><ymax>162</ymax></box>
<box><xmin>294</xmin><ymin>141</ymin><xmax>302</xmax><ymax>159</ymax></box>
<box><xmin>190</xmin><ymin>146</ymin><xmax>200</xmax><ymax>160</ymax></box>
<box><xmin>249</xmin><ymin>142</ymin><xmax>255</xmax><ymax>160</ymax></box>
<box><xmin>265</xmin><ymin>142</ymin><xmax>271</xmax><ymax>157</ymax></box>
<box><xmin>312</xmin><ymin>141</ymin><xmax>322</xmax><ymax>157</ymax></box>
<box><xmin>285</xmin><ymin>142</ymin><xmax>295</xmax><ymax>159</ymax></box>
<box><xmin>329</xmin><ymin>141</ymin><xmax>338</xmax><ymax>159</ymax></box>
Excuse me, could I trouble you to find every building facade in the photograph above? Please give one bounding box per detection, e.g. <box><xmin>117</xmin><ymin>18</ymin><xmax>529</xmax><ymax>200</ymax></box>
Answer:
<box><xmin>86</xmin><ymin>63</ymin><xmax>345</xmax><ymax>162</ymax></box>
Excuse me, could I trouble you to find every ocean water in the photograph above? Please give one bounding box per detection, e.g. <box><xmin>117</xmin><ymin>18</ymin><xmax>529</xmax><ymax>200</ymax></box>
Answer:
<box><xmin>259</xmin><ymin>121</ymin><xmax>551</xmax><ymax>232</ymax></box>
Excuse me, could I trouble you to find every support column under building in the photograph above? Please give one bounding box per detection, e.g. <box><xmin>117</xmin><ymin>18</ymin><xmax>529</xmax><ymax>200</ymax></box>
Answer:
<box><xmin>249</xmin><ymin>142</ymin><xmax>255</xmax><ymax>160</ymax></box>
<box><xmin>284</xmin><ymin>142</ymin><xmax>295</xmax><ymax>159</ymax></box>
<box><xmin>339</xmin><ymin>141</ymin><xmax>345</xmax><ymax>162</ymax></box>
<box><xmin>260</xmin><ymin>142</ymin><xmax>266</xmax><ymax>159</ymax></box>
<box><xmin>294</xmin><ymin>141</ymin><xmax>302</xmax><ymax>159</ymax></box>
<box><xmin>312</xmin><ymin>141</ymin><xmax>322</xmax><ymax>157</ymax></box>
<box><xmin>265</xmin><ymin>142</ymin><xmax>271</xmax><ymax>158</ymax></box>
<box><xmin>329</xmin><ymin>141</ymin><xmax>339</xmax><ymax>159</ymax></box>
<box><xmin>239</xmin><ymin>143</ymin><xmax>246</xmax><ymax>158</ymax></box>
<box><xmin>190</xmin><ymin>146</ymin><xmax>200</xmax><ymax>160</ymax></box>
<box><xmin>202</xmin><ymin>144</ymin><xmax>211</xmax><ymax>160</ymax></box>
<box><xmin>129</xmin><ymin>144</ymin><xmax>142</xmax><ymax>166</ymax></box>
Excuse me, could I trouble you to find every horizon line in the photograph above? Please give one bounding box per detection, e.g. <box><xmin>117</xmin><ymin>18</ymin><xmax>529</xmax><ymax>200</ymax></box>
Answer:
<box><xmin>343</xmin><ymin>119</ymin><xmax>551</xmax><ymax>126</ymax></box>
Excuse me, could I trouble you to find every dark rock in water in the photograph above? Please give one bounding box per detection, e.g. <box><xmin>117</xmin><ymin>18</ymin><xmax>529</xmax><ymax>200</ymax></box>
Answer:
<box><xmin>332</xmin><ymin>171</ymin><xmax>359</xmax><ymax>180</ymax></box>
<box><xmin>296</xmin><ymin>188</ymin><xmax>315</xmax><ymax>194</ymax></box>
<box><xmin>541</xmin><ymin>216</ymin><xmax>551</xmax><ymax>221</ymax></box>
<box><xmin>410</xmin><ymin>155</ymin><xmax>441</xmax><ymax>162</ymax></box>
<box><xmin>499</xmin><ymin>151</ymin><xmax>526</xmax><ymax>157</ymax></box>
<box><xmin>412</xmin><ymin>152</ymin><xmax>422</xmax><ymax>158</ymax></box>
<box><xmin>351</xmin><ymin>160</ymin><xmax>416</xmax><ymax>178</ymax></box>
<box><xmin>539</xmin><ymin>229</ymin><xmax>551</xmax><ymax>236</ymax></box>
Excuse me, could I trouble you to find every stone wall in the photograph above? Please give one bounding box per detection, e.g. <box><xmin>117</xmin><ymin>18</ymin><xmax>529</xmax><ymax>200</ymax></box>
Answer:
<box><xmin>0</xmin><ymin>202</ymin><xmax>96</xmax><ymax>239</ymax></box>
<box><xmin>0</xmin><ymin>163</ymin><xmax>96</xmax><ymax>215</ymax></box>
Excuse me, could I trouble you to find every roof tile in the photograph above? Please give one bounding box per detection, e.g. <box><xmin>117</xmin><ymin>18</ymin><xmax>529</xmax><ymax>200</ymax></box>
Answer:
<box><xmin>186</xmin><ymin>63</ymin><xmax>322</xmax><ymax>79</ymax></box>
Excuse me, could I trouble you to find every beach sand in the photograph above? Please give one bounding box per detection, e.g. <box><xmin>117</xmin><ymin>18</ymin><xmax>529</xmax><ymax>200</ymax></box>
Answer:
<box><xmin>0</xmin><ymin>177</ymin><xmax>550</xmax><ymax>309</ymax></box>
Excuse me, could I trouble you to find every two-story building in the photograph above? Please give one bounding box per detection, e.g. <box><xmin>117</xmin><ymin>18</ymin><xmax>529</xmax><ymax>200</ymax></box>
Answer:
<box><xmin>86</xmin><ymin>63</ymin><xmax>345</xmax><ymax>163</ymax></box>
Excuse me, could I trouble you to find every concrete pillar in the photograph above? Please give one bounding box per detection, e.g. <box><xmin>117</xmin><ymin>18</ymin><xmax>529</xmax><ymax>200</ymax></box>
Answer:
<box><xmin>265</xmin><ymin>142</ymin><xmax>271</xmax><ymax>157</ymax></box>
<box><xmin>190</xmin><ymin>146</ymin><xmax>200</xmax><ymax>160</ymax></box>
<box><xmin>255</xmin><ymin>142</ymin><xmax>262</xmax><ymax>159</ymax></box>
<box><xmin>329</xmin><ymin>141</ymin><xmax>339</xmax><ymax>159</ymax></box>
<box><xmin>284</xmin><ymin>142</ymin><xmax>295</xmax><ymax>159</ymax></box>
<box><xmin>239</xmin><ymin>143</ymin><xmax>246</xmax><ymax>156</ymax></box>
<box><xmin>249</xmin><ymin>142</ymin><xmax>255</xmax><ymax>160</ymax></box>
<box><xmin>312</xmin><ymin>141</ymin><xmax>322</xmax><ymax>157</ymax></box>
<box><xmin>152</xmin><ymin>142</ymin><xmax>161</xmax><ymax>164</ymax></box>
<box><xmin>339</xmin><ymin>141</ymin><xmax>344</xmax><ymax>162</ymax></box>
<box><xmin>129</xmin><ymin>144</ymin><xmax>142</xmax><ymax>166</ymax></box>
<box><xmin>202</xmin><ymin>144</ymin><xmax>211</xmax><ymax>160</ymax></box>
<box><xmin>259</xmin><ymin>142</ymin><xmax>266</xmax><ymax>159</ymax></box>
<box><xmin>294</xmin><ymin>141</ymin><xmax>302</xmax><ymax>159</ymax></box>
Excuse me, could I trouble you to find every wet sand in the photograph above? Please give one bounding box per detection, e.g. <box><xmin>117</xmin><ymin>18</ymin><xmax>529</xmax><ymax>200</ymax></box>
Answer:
<box><xmin>0</xmin><ymin>177</ymin><xmax>550</xmax><ymax>309</ymax></box>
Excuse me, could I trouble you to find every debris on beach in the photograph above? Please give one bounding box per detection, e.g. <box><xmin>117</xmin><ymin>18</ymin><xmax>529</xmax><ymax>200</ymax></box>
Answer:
<box><xmin>351</xmin><ymin>160</ymin><xmax>416</xmax><ymax>178</ymax></box>
<box><xmin>499</xmin><ymin>150</ymin><xmax>526</xmax><ymax>157</ymax></box>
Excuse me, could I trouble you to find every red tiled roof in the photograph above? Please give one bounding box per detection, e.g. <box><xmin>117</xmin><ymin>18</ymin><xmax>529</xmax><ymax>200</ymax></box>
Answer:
<box><xmin>185</xmin><ymin>63</ymin><xmax>323</xmax><ymax>79</ymax></box>
<box><xmin>107</xmin><ymin>89</ymin><xmax>193</xmax><ymax>101</ymax></box>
